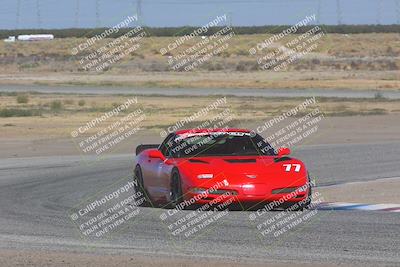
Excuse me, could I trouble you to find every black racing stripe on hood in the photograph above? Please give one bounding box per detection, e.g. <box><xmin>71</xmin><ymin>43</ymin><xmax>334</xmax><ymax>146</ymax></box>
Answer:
<box><xmin>274</xmin><ymin>156</ymin><xmax>292</xmax><ymax>162</ymax></box>
<box><xmin>188</xmin><ymin>159</ymin><xmax>209</xmax><ymax>164</ymax></box>
<box><xmin>224</xmin><ymin>159</ymin><xmax>256</xmax><ymax>163</ymax></box>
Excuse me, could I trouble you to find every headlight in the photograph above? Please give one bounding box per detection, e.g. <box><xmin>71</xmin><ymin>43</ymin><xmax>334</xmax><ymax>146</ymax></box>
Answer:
<box><xmin>197</xmin><ymin>174</ymin><xmax>213</xmax><ymax>179</ymax></box>
<box><xmin>242</xmin><ymin>184</ymin><xmax>255</xmax><ymax>189</ymax></box>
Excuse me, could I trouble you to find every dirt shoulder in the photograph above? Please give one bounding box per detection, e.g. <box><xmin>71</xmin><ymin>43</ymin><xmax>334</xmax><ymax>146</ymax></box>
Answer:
<box><xmin>1</xmin><ymin>114</ymin><xmax>400</xmax><ymax>159</ymax></box>
<box><xmin>317</xmin><ymin>177</ymin><xmax>400</xmax><ymax>204</ymax></box>
<box><xmin>0</xmin><ymin>71</ymin><xmax>399</xmax><ymax>90</ymax></box>
<box><xmin>0</xmin><ymin>114</ymin><xmax>400</xmax><ymax>158</ymax></box>
<box><xmin>0</xmin><ymin>249</ymin><xmax>343</xmax><ymax>267</ymax></box>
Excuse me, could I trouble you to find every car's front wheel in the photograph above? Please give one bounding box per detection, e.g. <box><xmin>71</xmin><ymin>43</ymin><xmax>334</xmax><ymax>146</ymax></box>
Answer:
<box><xmin>134</xmin><ymin>165</ymin><xmax>151</xmax><ymax>206</ymax></box>
<box><xmin>292</xmin><ymin>186</ymin><xmax>312</xmax><ymax>211</ymax></box>
<box><xmin>170</xmin><ymin>169</ymin><xmax>183</xmax><ymax>208</ymax></box>
<box><xmin>285</xmin><ymin>175</ymin><xmax>312</xmax><ymax>211</ymax></box>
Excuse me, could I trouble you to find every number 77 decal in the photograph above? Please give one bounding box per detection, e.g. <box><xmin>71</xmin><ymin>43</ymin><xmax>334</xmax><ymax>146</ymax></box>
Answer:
<box><xmin>283</xmin><ymin>164</ymin><xmax>301</xmax><ymax>172</ymax></box>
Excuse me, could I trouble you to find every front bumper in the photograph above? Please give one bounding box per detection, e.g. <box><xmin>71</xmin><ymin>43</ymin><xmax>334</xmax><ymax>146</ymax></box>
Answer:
<box><xmin>184</xmin><ymin>184</ymin><xmax>308</xmax><ymax>205</ymax></box>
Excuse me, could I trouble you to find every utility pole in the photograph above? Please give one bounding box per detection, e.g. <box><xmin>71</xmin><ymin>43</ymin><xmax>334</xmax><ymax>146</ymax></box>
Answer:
<box><xmin>317</xmin><ymin>0</ymin><xmax>321</xmax><ymax>24</ymax></box>
<box><xmin>376</xmin><ymin>0</ymin><xmax>382</xmax><ymax>24</ymax></box>
<box><xmin>95</xmin><ymin>0</ymin><xmax>100</xmax><ymax>27</ymax></box>
<box><xmin>336</xmin><ymin>0</ymin><xmax>342</xmax><ymax>25</ymax></box>
<box><xmin>137</xmin><ymin>0</ymin><xmax>142</xmax><ymax>24</ymax></box>
<box><xmin>396</xmin><ymin>0</ymin><xmax>400</xmax><ymax>24</ymax></box>
<box><xmin>75</xmin><ymin>0</ymin><xmax>80</xmax><ymax>28</ymax></box>
<box><xmin>16</xmin><ymin>0</ymin><xmax>21</xmax><ymax>29</ymax></box>
<box><xmin>36</xmin><ymin>0</ymin><xmax>42</xmax><ymax>28</ymax></box>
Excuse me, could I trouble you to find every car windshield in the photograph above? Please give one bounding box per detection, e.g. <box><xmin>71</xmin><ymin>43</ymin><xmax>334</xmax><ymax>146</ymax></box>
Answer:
<box><xmin>165</xmin><ymin>132</ymin><xmax>276</xmax><ymax>158</ymax></box>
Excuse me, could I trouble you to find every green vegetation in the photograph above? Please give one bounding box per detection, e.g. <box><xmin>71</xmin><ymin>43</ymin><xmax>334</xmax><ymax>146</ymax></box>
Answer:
<box><xmin>16</xmin><ymin>94</ymin><xmax>29</xmax><ymax>104</ymax></box>
<box><xmin>0</xmin><ymin>93</ymin><xmax>399</xmax><ymax>119</ymax></box>
<box><xmin>78</xmin><ymin>99</ymin><xmax>86</xmax><ymax>106</ymax></box>
<box><xmin>50</xmin><ymin>100</ymin><xmax>63</xmax><ymax>111</ymax></box>
<box><xmin>1</xmin><ymin>25</ymin><xmax>400</xmax><ymax>39</ymax></box>
<box><xmin>111</xmin><ymin>102</ymin><xmax>120</xmax><ymax>108</ymax></box>
<box><xmin>63</xmin><ymin>99</ymin><xmax>74</xmax><ymax>105</ymax></box>
<box><xmin>0</xmin><ymin>108</ymin><xmax>41</xmax><ymax>117</ymax></box>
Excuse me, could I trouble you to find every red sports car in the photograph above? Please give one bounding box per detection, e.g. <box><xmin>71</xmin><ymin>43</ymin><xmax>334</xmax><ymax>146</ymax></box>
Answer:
<box><xmin>134</xmin><ymin>128</ymin><xmax>311</xmax><ymax>211</ymax></box>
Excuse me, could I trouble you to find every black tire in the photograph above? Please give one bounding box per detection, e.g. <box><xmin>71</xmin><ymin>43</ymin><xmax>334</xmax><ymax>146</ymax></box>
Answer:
<box><xmin>285</xmin><ymin>175</ymin><xmax>312</xmax><ymax>211</ymax></box>
<box><xmin>302</xmin><ymin>182</ymin><xmax>312</xmax><ymax>209</ymax></box>
<box><xmin>170</xmin><ymin>169</ymin><xmax>183</xmax><ymax>208</ymax></box>
<box><xmin>301</xmin><ymin>173</ymin><xmax>313</xmax><ymax>210</ymax></box>
<box><xmin>134</xmin><ymin>165</ymin><xmax>152</xmax><ymax>206</ymax></box>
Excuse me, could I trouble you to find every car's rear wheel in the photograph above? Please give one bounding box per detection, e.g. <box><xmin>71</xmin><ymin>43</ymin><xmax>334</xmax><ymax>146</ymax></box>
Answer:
<box><xmin>134</xmin><ymin>165</ymin><xmax>151</xmax><ymax>206</ymax></box>
<box><xmin>170</xmin><ymin>169</ymin><xmax>183</xmax><ymax>208</ymax></box>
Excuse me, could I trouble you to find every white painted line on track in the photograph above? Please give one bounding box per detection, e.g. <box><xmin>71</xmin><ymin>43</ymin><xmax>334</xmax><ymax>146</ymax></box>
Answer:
<box><xmin>314</xmin><ymin>202</ymin><xmax>400</xmax><ymax>212</ymax></box>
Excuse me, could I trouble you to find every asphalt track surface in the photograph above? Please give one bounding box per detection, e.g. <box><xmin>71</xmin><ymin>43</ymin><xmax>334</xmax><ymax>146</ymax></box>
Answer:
<box><xmin>0</xmin><ymin>142</ymin><xmax>399</xmax><ymax>266</ymax></box>
<box><xmin>1</xmin><ymin>84</ymin><xmax>400</xmax><ymax>99</ymax></box>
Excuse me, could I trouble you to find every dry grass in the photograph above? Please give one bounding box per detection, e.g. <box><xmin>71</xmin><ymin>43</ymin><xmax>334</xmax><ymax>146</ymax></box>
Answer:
<box><xmin>1</xmin><ymin>33</ymin><xmax>399</xmax><ymax>61</ymax></box>
<box><xmin>1</xmin><ymin>93</ymin><xmax>399</xmax><ymax>139</ymax></box>
<box><xmin>1</xmin><ymin>70</ymin><xmax>400</xmax><ymax>90</ymax></box>
<box><xmin>0</xmin><ymin>33</ymin><xmax>399</xmax><ymax>89</ymax></box>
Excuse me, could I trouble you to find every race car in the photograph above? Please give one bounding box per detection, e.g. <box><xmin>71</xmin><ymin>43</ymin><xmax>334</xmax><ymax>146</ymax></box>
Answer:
<box><xmin>133</xmin><ymin>128</ymin><xmax>311</xmax><ymax>211</ymax></box>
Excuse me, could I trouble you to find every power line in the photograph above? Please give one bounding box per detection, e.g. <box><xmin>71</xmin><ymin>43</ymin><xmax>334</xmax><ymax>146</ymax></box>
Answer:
<box><xmin>145</xmin><ymin>0</ymin><xmax>289</xmax><ymax>4</ymax></box>
<box><xmin>6</xmin><ymin>0</ymin><xmax>400</xmax><ymax>28</ymax></box>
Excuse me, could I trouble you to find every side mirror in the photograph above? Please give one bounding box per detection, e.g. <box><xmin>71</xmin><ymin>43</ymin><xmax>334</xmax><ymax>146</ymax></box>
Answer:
<box><xmin>148</xmin><ymin>150</ymin><xmax>166</xmax><ymax>161</ymax></box>
<box><xmin>277</xmin><ymin>147</ymin><xmax>291</xmax><ymax>157</ymax></box>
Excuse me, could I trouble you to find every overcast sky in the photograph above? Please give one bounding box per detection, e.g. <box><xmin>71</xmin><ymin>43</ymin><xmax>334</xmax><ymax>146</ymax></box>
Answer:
<box><xmin>0</xmin><ymin>0</ymin><xmax>399</xmax><ymax>29</ymax></box>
